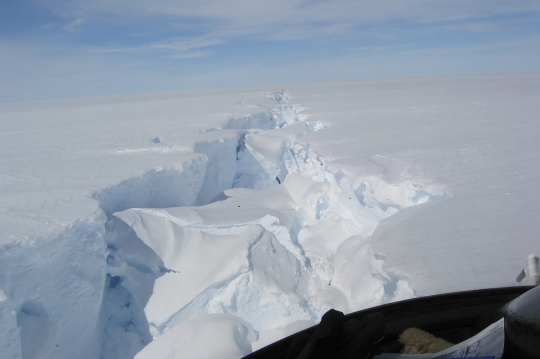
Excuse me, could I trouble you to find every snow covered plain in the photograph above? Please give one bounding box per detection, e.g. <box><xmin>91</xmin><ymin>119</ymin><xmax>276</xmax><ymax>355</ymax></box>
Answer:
<box><xmin>1</xmin><ymin>72</ymin><xmax>539</xmax><ymax>358</ymax></box>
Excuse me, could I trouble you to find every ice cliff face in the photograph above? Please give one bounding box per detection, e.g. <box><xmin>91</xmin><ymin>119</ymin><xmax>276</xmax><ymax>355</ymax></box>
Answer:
<box><xmin>0</xmin><ymin>91</ymin><xmax>445</xmax><ymax>359</ymax></box>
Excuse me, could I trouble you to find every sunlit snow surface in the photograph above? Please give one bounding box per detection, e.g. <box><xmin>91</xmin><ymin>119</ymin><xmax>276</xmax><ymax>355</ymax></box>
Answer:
<box><xmin>1</xmin><ymin>73</ymin><xmax>539</xmax><ymax>358</ymax></box>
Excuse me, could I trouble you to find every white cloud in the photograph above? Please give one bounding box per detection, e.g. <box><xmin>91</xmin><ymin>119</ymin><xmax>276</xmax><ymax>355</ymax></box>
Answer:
<box><xmin>263</xmin><ymin>23</ymin><xmax>354</xmax><ymax>41</ymax></box>
<box><xmin>168</xmin><ymin>51</ymin><xmax>212</xmax><ymax>59</ymax></box>
<box><xmin>37</xmin><ymin>0</ymin><xmax>540</xmax><ymax>42</ymax></box>
<box><xmin>63</xmin><ymin>18</ymin><xmax>85</xmax><ymax>32</ymax></box>
<box><xmin>3</xmin><ymin>0</ymin><xmax>540</xmax><ymax>103</ymax></box>
<box><xmin>25</xmin><ymin>0</ymin><xmax>540</xmax><ymax>74</ymax></box>
<box><xmin>26</xmin><ymin>0</ymin><xmax>540</xmax><ymax>58</ymax></box>
<box><xmin>88</xmin><ymin>36</ymin><xmax>222</xmax><ymax>59</ymax></box>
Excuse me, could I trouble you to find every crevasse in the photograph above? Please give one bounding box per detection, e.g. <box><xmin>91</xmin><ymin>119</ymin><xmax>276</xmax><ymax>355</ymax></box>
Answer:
<box><xmin>0</xmin><ymin>90</ymin><xmax>446</xmax><ymax>359</ymax></box>
<box><xmin>98</xmin><ymin>90</ymin><xmax>446</xmax><ymax>357</ymax></box>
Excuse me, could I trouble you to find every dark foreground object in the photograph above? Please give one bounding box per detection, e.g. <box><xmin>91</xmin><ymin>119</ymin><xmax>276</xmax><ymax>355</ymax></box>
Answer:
<box><xmin>243</xmin><ymin>286</ymin><xmax>538</xmax><ymax>359</ymax></box>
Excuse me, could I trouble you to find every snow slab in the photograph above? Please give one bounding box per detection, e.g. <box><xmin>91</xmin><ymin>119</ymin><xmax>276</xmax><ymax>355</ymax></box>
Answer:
<box><xmin>1</xmin><ymin>73</ymin><xmax>539</xmax><ymax>358</ymax></box>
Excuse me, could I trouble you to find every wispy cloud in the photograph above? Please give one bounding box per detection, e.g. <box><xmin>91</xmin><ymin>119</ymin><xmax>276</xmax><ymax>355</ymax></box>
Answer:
<box><xmin>264</xmin><ymin>23</ymin><xmax>354</xmax><ymax>41</ymax></box>
<box><xmin>22</xmin><ymin>0</ymin><xmax>540</xmax><ymax>59</ymax></box>
<box><xmin>62</xmin><ymin>18</ymin><xmax>85</xmax><ymax>32</ymax></box>
<box><xmin>90</xmin><ymin>36</ymin><xmax>222</xmax><ymax>59</ymax></box>
<box><xmin>37</xmin><ymin>0</ymin><xmax>540</xmax><ymax>41</ymax></box>
<box><xmin>3</xmin><ymin>0</ymin><xmax>540</xmax><ymax>102</ymax></box>
<box><xmin>168</xmin><ymin>51</ymin><xmax>213</xmax><ymax>59</ymax></box>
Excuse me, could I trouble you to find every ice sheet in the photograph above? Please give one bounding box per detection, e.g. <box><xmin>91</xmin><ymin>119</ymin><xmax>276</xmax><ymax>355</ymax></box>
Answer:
<box><xmin>1</xmin><ymin>73</ymin><xmax>539</xmax><ymax>358</ymax></box>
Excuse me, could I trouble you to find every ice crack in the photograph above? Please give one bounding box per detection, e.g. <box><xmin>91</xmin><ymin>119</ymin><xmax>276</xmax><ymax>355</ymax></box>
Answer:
<box><xmin>54</xmin><ymin>90</ymin><xmax>448</xmax><ymax>358</ymax></box>
<box><xmin>1</xmin><ymin>90</ymin><xmax>447</xmax><ymax>359</ymax></box>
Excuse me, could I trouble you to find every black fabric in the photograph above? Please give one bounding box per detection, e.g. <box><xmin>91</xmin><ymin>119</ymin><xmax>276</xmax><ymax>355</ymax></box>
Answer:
<box><xmin>500</xmin><ymin>285</ymin><xmax>540</xmax><ymax>359</ymax></box>
<box><xmin>285</xmin><ymin>309</ymin><xmax>385</xmax><ymax>359</ymax></box>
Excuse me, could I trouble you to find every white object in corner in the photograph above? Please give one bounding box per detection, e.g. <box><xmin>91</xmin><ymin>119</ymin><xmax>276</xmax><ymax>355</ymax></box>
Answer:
<box><xmin>516</xmin><ymin>253</ymin><xmax>540</xmax><ymax>285</ymax></box>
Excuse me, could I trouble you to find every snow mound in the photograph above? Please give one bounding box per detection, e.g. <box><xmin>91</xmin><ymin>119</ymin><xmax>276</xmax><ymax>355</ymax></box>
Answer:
<box><xmin>135</xmin><ymin>314</ymin><xmax>257</xmax><ymax>359</ymax></box>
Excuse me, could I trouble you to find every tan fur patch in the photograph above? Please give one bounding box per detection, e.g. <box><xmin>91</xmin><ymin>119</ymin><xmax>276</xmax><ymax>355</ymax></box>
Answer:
<box><xmin>399</xmin><ymin>327</ymin><xmax>453</xmax><ymax>354</ymax></box>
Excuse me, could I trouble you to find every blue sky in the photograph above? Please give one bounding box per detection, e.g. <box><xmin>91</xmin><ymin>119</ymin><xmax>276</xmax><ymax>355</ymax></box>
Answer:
<box><xmin>1</xmin><ymin>0</ymin><xmax>540</xmax><ymax>103</ymax></box>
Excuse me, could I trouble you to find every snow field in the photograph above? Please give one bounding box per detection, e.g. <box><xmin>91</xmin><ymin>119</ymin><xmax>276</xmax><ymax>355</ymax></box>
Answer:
<box><xmin>0</xmin><ymin>89</ymin><xmax>444</xmax><ymax>359</ymax></box>
<box><xmin>1</xmin><ymin>73</ymin><xmax>539</xmax><ymax>359</ymax></box>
